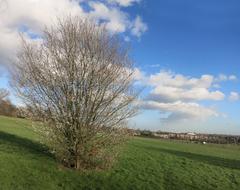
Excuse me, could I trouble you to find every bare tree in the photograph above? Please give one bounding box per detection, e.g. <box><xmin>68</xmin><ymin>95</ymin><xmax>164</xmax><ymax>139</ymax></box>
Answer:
<box><xmin>11</xmin><ymin>17</ymin><xmax>137</xmax><ymax>170</ymax></box>
<box><xmin>0</xmin><ymin>88</ymin><xmax>9</xmax><ymax>101</ymax></box>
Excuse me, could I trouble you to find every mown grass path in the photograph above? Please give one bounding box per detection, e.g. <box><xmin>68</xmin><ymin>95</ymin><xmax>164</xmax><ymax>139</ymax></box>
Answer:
<box><xmin>0</xmin><ymin>116</ymin><xmax>240</xmax><ymax>189</ymax></box>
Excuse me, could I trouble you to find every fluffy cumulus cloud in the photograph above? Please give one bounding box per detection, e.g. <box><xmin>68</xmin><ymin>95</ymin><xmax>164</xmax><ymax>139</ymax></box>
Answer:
<box><xmin>134</xmin><ymin>69</ymin><xmax>234</xmax><ymax>123</ymax></box>
<box><xmin>140</xmin><ymin>100</ymin><xmax>218</xmax><ymax>123</ymax></box>
<box><xmin>0</xmin><ymin>0</ymin><xmax>84</xmax><ymax>64</ymax></box>
<box><xmin>88</xmin><ymin>1</ymin><xmax>128</xmax><ymax>33</ymax></box>
<box><xmin>0</xmin><ymin>0</ymin><xmax>147</xmax><ymax>65</ymax></box>
<box><xmin>147</xmin><ymin>71</ymin><xmax>225</xmax><ymax>102</ymax></box>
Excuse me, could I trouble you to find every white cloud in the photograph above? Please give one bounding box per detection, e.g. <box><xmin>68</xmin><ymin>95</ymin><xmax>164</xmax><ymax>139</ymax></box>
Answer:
<box><xmin>215</xmin><ymin>74</ymin><xmax>228</xmax><ymax>82</ymax></box>
<box><xmin>0</xmin><ymin>0</ymin><xmax>85</xmax><ymax>32</ymax></box>
<box><xmin>149</xmin><ymin>72</ymin><xmax>213</xmax><ymax>88</ymax></box>
<box><xmin>131</xmin><ymin>16</ymin><xmax>148</xmax><ymax>38</ymax></box>
<box><xmin>132</xmin><ymin>68</ymin><xmax>144</xmax><ymax>81</ymax></box>
<box><xmin>89</xmin><ymin>1</ymin><xmax>128</xmax><ymax>33</ymax></box>
<box><xmin>108</xmin><ymin>0</ymin><xmax>141</xmax><ymax>7</ymax></box>
<box><xmin>139</xmin><ymin>100</ymin><xmax>218</xmax><ymax>123</ymax></box>
<box><xmin>215</xmin><ymin>74</ymin><xmax>237</xmax><ymax>82</ymax></box>
<box><xmin>146</xmin><ymin>71</ymin><xmax>225</xmax><ymax>102</ymax></box>
<box><xmin>0</xmin><ymin>0</ymin><xmax>85</xmax><ymax>65</ymax></box>
<box><xmin>229</xmin><ymin>92</ymin><xmax>239</xmax><ymax>102</ymax></box>
<box><xmin>150</xmin><ymin>86</ymin><xmax>224</xmax><ymax>102</ymax></box>
<box><xmin>132</xmin><ymin>69</ymin><xmax>229</xmax><ymax>123</ymax></box>
<box><xmin>0</xmin><ymin>0</ymin><xmax>147</xmax><ymax>66</ymax></box>
<box><xmin>132</xmin><ymin>68</ymin><xmax>238</xmax><ymax>124</ymax></box>
<box><xmin>229</xmin><ymin>75</ymin><xmax>237</xmax><ymax>81</ymax></box>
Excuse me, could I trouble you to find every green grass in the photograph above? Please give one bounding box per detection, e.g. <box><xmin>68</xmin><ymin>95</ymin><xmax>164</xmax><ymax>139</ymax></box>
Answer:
<box><xmin>0</xmin><ymin>115</ymin><xmax>240</xmax><ymax>190</ymax></box>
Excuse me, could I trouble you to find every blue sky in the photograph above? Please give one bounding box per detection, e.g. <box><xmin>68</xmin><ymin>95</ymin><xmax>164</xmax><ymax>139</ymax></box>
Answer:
<box><xmin>129</xmin><ymin>0</ymin><xmax>240</xmax><ymax>74</ymax></box>
<box><xmin>127</xmin><ymin>0</ymin><xmax>240</xmax><ymax>134</ymax></box>
<box><xmin>0</xmin><ymin>0</ymin><xmax>240</xmax><ymax>134</ymax></box>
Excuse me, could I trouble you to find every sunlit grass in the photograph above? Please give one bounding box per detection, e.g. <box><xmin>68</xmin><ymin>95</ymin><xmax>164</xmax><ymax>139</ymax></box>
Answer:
<box><xmin>0</xmin><ymin>116</ymin><xmax>239</xmax><ymax>189</ymax></box>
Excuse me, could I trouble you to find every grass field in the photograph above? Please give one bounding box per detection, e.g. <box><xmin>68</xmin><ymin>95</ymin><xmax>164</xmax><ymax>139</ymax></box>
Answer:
<box><xmin>0</xmin><ymin>115</ymin><xmax>240</xmax><ymax>190</ymax></box>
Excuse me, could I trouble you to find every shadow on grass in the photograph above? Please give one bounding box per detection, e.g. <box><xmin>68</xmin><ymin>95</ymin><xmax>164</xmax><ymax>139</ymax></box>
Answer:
<box><xmin>137</xmin><ymin>144</ymin><xmax>240</xmax><ymax>170</ymax></box>
<box><xmin>0</xmin><ymin>131</ymin><xmax>53</xmax><ymax>158</ymax></box>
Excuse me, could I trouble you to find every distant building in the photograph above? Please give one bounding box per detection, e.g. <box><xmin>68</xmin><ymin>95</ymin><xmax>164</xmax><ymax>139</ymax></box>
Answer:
<box><xmin>186</xmin><ymin>132</ymin><xmax>196</xmax><ymax>136</ymax></box>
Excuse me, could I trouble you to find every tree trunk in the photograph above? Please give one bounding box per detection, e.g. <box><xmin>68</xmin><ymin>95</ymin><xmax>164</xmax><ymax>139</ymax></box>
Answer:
<box><xmin>76</xmin><ymin>155</ymin><xmax>81</xmax><ymax>170</ymax></box>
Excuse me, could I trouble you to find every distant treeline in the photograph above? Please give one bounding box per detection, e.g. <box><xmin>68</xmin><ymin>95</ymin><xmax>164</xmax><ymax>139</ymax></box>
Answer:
<box><xmin>133</xmin><ymin>130</ymin><xmax>240</xmax><ymax>145</ymax></box>
<box><xmin>0</xmin><ymin>99</ymin><xmax>18</xmax><ymax>117</ymax></box>
<box><xmin>0</xmin><ymin>89</ymin><xmax>27</xmax><ymax>118</ymax></box>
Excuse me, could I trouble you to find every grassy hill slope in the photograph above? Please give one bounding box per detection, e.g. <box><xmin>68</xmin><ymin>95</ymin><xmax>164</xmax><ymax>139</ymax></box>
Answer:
<box><xmin>0</xmin><ymin>116</ymin><xmax>240</xmax><ymax>190</ymax></box>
